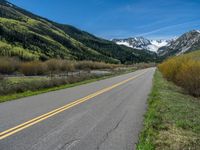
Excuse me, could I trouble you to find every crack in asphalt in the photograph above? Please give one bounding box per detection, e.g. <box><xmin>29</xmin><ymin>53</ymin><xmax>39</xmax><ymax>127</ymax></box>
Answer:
<box><xmin>60</xmin><ymin>139</ymin><xmax>80</xmax><ymax>150</ymax></box>
<box><xmin>96</xmin><ymin>111</ymin><xmax>127</xmax><ymax>150</ymax></box>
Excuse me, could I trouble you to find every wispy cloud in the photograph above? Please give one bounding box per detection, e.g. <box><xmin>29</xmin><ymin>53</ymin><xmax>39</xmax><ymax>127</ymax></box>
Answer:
<box><xmin>137</xmin><ymin>20</ymin><xmax>200</xmax><ymax>37</ymax></box>
<box><xmin>119</xmin><ymin>3</ymin><xmax>153</xmax><ymax>14</ymax></box>
<box><xmin>99</xmin><ymin>19</ymin><xmax>200</xmax><ymax>40</ymax></box>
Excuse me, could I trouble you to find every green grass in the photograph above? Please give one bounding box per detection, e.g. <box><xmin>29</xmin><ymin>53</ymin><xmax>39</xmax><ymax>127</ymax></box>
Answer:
<box><xmin>137</xmin><ymin>70</ymin><xmax>200</xmax><ymax>150</ymax></box>
<box><xmin>0</xmin><ymin>68</ymin><xmax>136</xmax><ymax>103</ymax></box>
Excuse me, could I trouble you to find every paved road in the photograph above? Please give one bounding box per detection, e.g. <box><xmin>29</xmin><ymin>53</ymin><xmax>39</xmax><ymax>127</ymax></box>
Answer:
<box><xmin>0</xmin><ymin>68</ymin><xmax>155</xmax><ymax>150</ymax></box>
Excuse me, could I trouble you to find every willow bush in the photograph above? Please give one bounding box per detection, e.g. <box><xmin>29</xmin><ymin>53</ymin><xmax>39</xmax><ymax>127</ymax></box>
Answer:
<box><xmin>158</xmin><ymin>51</ymin><xmax>200</xmax><ymax>97</ymax></box>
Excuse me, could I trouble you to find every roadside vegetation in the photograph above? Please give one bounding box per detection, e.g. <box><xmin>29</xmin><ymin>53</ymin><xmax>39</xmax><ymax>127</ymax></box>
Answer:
<box><xmin>0</xmin><ymin>56</ymin><xmax>157</xmax><ymax>103</ymax></box>
<box><xmin>137</xmin><ymin>70</ymin><xmax>200</xmax><ymax>150</ymax></box>
<box><xmin>0</xmin><ymin>56</ymin><xmax>155</xmax><ymax>103</ymax></box>
<box><xmin>158</xmin><ymin>50</ymin><xmax>200</xmax><ymax>97</ymax></box>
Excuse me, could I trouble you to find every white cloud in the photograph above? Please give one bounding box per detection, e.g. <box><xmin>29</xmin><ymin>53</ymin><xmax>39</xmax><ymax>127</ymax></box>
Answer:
<box><xmin>137</xmin><ymin>20</ymin><xmax>200</xmax><ymax>37</ymax></box>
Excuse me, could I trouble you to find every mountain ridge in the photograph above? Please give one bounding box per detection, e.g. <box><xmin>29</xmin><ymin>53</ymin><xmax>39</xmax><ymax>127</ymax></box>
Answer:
<box><xmin>158</xmin><ymin>30</ymin><xmax>200</xmax><ymax>57</ymax></box>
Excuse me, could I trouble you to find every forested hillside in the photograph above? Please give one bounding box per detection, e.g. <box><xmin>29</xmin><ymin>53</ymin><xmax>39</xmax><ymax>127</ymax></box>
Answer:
<box><xmin>0</xmin><ymin>0</ymin><xmax>157</xmax><ymax>64</ymax></box>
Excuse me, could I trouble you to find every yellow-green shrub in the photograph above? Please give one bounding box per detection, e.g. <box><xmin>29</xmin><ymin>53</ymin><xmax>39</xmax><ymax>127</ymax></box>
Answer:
<box><xmin>176</xmin><ymin>60</ymin><xmax>200</xmax><ymax>97</ymax></box>
<box><xmin>158</xmin><ymin>50</ymin><xmax>200</xmax><ymax>97</ymax></box>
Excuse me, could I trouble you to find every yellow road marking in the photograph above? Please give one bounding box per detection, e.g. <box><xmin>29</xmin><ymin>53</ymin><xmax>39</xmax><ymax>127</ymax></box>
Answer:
<box><xmin>0</xmin><ymin>70</ymin><xmax>148</xmax><ymax>140</ymax></box>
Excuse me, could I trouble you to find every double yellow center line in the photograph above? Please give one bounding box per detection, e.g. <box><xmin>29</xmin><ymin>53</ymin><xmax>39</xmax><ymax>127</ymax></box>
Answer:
<box><xmin>0</xmin><ymin>71</ymin><xmax>148</xmax><ymax>140</ymax></box>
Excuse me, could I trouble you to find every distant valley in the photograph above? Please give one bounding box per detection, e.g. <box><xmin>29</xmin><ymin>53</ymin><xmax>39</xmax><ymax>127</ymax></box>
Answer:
<box><xmin>0</xmin><ymin>0</ymin><xmax>200</xmax><ymax>64</ymax></box>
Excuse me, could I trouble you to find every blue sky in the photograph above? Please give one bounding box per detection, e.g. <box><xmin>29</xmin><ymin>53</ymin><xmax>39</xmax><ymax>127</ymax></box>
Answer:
<box><xmin>8</xmin><ymin>0</ymin><xmax>200</xmax><ymax>39</ymax></box>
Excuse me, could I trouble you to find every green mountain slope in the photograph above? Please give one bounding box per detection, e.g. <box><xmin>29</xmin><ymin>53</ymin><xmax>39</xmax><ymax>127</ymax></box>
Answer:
<box><xmin>54</xmin><ymin>24</ymin><xmax>158</xmax><ymax>63</ymax></box>
<box><xmin>0</xmin><ymin>0</ymin><xmax>157</xmax><ymax>63</ymax></box>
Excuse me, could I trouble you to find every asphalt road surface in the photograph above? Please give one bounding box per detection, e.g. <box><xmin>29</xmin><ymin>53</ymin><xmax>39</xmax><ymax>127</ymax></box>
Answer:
<box><xmin>0</xmin><ymin>68</ymin><xmax>155</xmax><ymax>150</ymax></box>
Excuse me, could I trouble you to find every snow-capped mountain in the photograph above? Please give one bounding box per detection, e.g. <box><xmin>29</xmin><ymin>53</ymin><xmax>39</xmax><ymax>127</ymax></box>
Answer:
<box><xmin>158</xmin><ymin>30</ymin><xmax>200</xmax><ymax>56</ymax></box>
<box><xmin>112</xmin><ymin>37</ymin><xmax>173</xmax><ymax>52</ymax></box>
<box><xmin>113</xmin><ymin>30</ymin><xmax>200</xmax><ymax>57</ymax></box>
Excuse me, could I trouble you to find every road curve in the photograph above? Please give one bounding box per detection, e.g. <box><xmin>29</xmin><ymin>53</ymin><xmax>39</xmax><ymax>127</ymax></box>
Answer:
<box><xmin>0</xmin><ymin>68</ymin><xmax>155</xmax><ymax>150</ymax></box>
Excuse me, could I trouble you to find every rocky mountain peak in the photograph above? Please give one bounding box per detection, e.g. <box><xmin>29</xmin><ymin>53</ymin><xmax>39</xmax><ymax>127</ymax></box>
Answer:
<box><xmin>158</xmin><ymin>30</ymin><xmax>200</xmax><ymax>56</ymax></box>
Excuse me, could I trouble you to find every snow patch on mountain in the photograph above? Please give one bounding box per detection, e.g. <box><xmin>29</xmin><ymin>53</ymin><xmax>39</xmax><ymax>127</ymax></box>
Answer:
<box><xmin>147</xmin><ymin>44</ymin><xmax>160</xmax><ymax>52</ymax></box>
<box><xmin>196</xmin><ymin>30</ymin><xmax>200</xmax><ymax>34</ymax></box>
<box><xmin>151</xmin><ymin>40</ymin><xmax>168</xmax><ymax>47</ymax></box>
<box><xmin>115</xmin><ymin>41</ymin><xmax>133</xmax><ymax>48</ymax></box>
<box><xmin>148</xmin><ymin>40</ymin><xmax>170</xmax><ymax>52</ymax></box>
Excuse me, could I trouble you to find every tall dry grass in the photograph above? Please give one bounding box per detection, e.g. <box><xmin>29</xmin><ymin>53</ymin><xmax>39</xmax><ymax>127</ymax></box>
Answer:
<box><xmin>74</xmin><ymin>61</ymin><xmax>115</xmax><ymax>70</ymax></box>
<box><xmin>20</xmin><ymin>61</ymin><xmax>47</xmax><ymax>76</ymax></box>
<box><xmin>0</xmin><ymin>57</ymin><xmax>118</xmax><ymax>75</ymax></box>
<box><xmin>0</xmin><ymin>57</ymin><xmax>19</xmax><ymax>74</ymax></box>
<box><xmin>158</xmin><ymin>51</ymin><xmax>200</xmax><ymax>97</ymax></box>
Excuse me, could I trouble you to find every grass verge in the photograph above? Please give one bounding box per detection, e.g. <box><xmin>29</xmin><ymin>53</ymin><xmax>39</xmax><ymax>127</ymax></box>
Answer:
<box><xmin>0</xmin><ymin>68</ymin><xmax>136</xmax><ymax>103</ymax></box>
<box><xmin>137</xmin><ymin>70</ymin><xmax>200</xmax><ymax>150</ymax></box>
